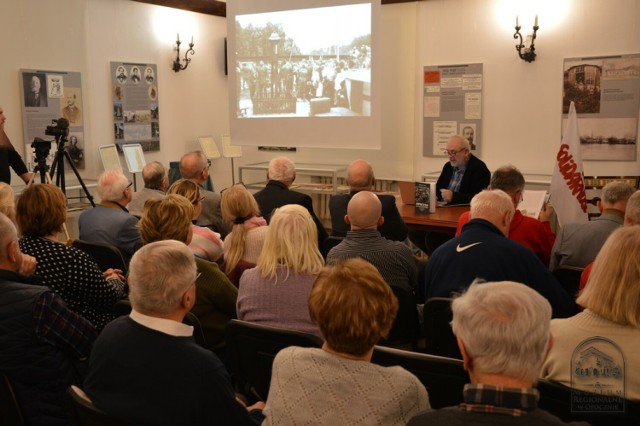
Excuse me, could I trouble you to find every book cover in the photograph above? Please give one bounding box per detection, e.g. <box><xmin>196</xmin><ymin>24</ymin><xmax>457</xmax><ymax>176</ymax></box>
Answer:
<box><xmin>415</xmin><ymin>181</ymin><xmax>436</xmax><ymax>214</ymax></box>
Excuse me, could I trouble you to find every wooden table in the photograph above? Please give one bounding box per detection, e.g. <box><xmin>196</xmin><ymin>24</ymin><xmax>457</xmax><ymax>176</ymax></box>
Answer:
<box><xmin>397</xmin><ymin>201</ymin><xmax>469</xmax><ymax>235</ymax></box>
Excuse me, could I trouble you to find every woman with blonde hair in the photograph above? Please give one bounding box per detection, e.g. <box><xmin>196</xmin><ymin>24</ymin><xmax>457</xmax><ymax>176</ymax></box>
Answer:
<box><xmin>139</xmin><ymin>194</ymin><xmax>237</xmax><ymax>355</ymax></box>
<box><xmin>238</xmin><ymin>204</ymin><xmax>324</xmax><ymax>336</ymax></box>
<box><xmin>220</xmin><ymin>184</ymin><xmax>268</xmax><ymax>283</ymax></box>
<box><xmin>0</xmin><ymin>182</ymin><xmax>16</xmax><ymax>221</ymax></box>
<box><xmin>17</xmin><ymin>184</ymin><xmax>126</xmax><ymax>331</ymax></box>
<box><xmin>167</xmin><ymin>178</ymin><xmax>223</xmax><ymax>261</ymax></box>
<box><xmin>541</xmin><ymin>225</ymin><xmax>640</xmax><ymax>400</ymax></box>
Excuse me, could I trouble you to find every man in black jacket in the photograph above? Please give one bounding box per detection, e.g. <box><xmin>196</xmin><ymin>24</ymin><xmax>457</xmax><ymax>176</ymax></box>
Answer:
<box><xmin>253</xmin><ymin>156</ymin><xmax>328</xmax><ymax>247</ymax></box>
<box><xmin>436</xmin><ymin>135</ymin><xmax>490</xmax><ymax>205</ymax></box>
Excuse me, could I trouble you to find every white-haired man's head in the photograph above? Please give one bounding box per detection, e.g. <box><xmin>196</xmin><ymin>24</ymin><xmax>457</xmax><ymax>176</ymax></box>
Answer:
<box><xmin>451</xmin><ymin>281</ymin><xmax>552</xmax><ymax>385</ymax></box>
<box><xmin>267</xmin><ymin>157</ymin><xmax>296</xmax><ymax>186</ymax></box>
<box><xmin>470</xmin><ymin>190</ymin><xmax>514</xmax><ymax>237</ymax></box>
<box><xmin>97</xmin><ymin>169</ymin><xmax>131</xmax><ymax>203</ymax></box>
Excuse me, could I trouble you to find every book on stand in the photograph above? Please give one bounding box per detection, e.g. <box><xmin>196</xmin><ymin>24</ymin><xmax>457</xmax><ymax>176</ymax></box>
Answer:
<box><xmin>415</xmin><ymin>181</ymin><xmax>436</xmax><ymax>214</ymax></box>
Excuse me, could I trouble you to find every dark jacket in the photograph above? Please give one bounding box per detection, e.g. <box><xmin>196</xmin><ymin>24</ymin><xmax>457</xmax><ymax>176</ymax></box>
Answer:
<box><xmin>423</xmin><ymin>219</ymin><xmax>577</xmax><ymax>318</ymax></box>
<box><xmin>329</xmin><ymin>192</ymin><xmax>408</xmax><ymax>242</ymax></box>
<box><xmin>253</xmin><ymin>180</ymin><xmax>328</xmax><ymax>246</ymax></box>
<box><xmin>436</xmin><ymin>154</ymin><xmax>490</xmax><ymax>204</ymax></box>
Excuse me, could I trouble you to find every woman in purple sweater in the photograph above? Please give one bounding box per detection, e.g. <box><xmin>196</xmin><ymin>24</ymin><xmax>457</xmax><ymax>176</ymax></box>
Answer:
<box><xmin>237</xmin><ymin>204</ymin><xmax>324</xmax><ymax>337</ymax></box>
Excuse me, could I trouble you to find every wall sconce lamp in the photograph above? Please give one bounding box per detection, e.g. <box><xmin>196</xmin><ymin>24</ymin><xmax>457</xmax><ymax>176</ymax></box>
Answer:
<box><xmin>513</xmin><ymin>15</ymin><xmax>539</xmax><ymax>63</ymax></box>
<box><xmin>173</xmin><ymin>33</ymin><xmax>195</xmax><ymax>72</ymax></box>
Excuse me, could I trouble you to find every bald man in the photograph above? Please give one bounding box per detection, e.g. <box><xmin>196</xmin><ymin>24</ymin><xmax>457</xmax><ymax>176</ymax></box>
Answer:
<box><xmin>423</xmin><ymin>190</ymin><xmax>576</xmax><ymax>319</ymax></box>
<box><xmin>327</xmin><ymin>191</ymin><xmax>417</xmax><ymax>293</ymax></box>
<box><xmin>329</xmin><ymin>159</ymin><xmax>408</xmax><ymax>241</ymax></box>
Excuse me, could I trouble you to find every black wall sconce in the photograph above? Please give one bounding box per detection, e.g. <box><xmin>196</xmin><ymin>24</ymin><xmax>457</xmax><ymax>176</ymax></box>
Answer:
<box><xmin>514</xmin><ymin>15</ymin><xmax>539</xmax><ymax>63</ymax></box>
<box><xmin>173</xmin><ymin>33</ymin><xmax>195</xmax><ymax>72</ymax></box>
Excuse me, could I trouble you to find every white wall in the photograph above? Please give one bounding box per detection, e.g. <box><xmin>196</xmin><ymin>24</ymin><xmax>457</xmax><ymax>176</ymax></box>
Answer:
<box><xmin>1</xmin><ymin>0</ymin><xmax>638</xmax><ymax>190</ymax></box>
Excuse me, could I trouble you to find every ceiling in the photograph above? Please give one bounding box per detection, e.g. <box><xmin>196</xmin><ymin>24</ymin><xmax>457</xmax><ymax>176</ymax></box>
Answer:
<box><xmin>131</xmin><ymin>0</ymin><xmax>421</xmax><ymax>17</ymax></box>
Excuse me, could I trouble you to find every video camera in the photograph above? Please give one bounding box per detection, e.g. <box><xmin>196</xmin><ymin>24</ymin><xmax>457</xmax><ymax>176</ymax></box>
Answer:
<box><xmin>44</xmin><ymin>117</ymin><xmax>70</xmax><ymax>139</ymax></box>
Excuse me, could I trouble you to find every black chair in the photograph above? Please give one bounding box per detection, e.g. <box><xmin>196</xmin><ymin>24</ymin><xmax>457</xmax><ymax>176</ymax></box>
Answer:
<box><xmin>0</xmin><ymin>372</ymin><xmax>25</xmax><ymax>426</ymax></box>
<box><xmin>537</xmin><ymin>379</ymin><xmax>640</xmax><ymax>426</ymax></box>
<box><xmin>422</xmin><ymin>297</ymin><xmax>462</xmax><ymax>359</ymax></box>
<box><xmin>224</xmin><ymin>319</ymin><xmax>324</xmax><ymax>401</ymax></box>
<box><xmin>72</xmin><ymin>239</ymin><xmax>128</xmax><ymax>274</ymax></box>
<box><xmin>322</xmin><ymin>236</ymin><xmax>344</xmax><ymax>259</ymax></box>
<box><xmin>552</xmin><ymin>265</ymin><xmax>584</xmax><ymax>299</ymax></box>
<box><xmin>112</xmin><ymin>300</ymin><xmax>207</xmax><ymax>348</ymax></box>
<box><xmin>379</xmin><ymin>286</ymin><xmax>420</xmax><ymax>350</ymax></box>
<box><xmin>65</xmin><ymin>385</ymin><xmax>130</xmax><ymax>426</ymax></box>
<box><xmin>371</xmin><ymin>345</ymin><xmax>468</xmax><ymax>409</ymax></box>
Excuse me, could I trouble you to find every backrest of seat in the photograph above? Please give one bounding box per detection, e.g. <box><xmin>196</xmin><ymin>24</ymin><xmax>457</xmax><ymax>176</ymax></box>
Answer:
<box><xmin>537</xmin><ymin>379</ymin><xmax>640</xmax><ymax>425</ymax></box>
<box><xmin>423</xmin><ymin>297</ymin><xmax>462</xmax><ymax>359</ymax></box>
<box><xmin>65</xmin><ymin>385</ymin><xmax>130</xmax><ymax>426</ymax></box>
<box><xmin>72</xmin><ymin>239</ymin><xmax>128</xmax><ymax>274</ymax></box>
<box><xmin>0</xmin><ymin>372</ymin><xmax>25</xmax><ymax>426</ymax></box>
<box><xmin>183</xmin><ymin>312</ymin><xmax>207</xmax><ymax>348</ymax></box>
<box><xmin>224</xmin><ymin>319</ymin><xmax>324</xmax><ymax>401</ymax></box>
<box><xmin>379</xmin><ymin>285</ymin><xmax>420</xmax><ymax>349</ymax></box>
<box><xmin>552</xmin><ymin>265</ymin><xmax>584</xmax><ymax>299</ymax></box>
<box><xmin>371</xmin><ymin>345</ymin><xmax>468</xmax><ymax>409</ymax></box>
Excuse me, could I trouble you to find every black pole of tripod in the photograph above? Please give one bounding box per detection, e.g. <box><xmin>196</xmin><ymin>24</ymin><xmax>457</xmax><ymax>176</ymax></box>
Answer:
<box><xmin>49</xmin><ymin>134</ymin><xmax>96</xmax><ymax>207</ymax></box>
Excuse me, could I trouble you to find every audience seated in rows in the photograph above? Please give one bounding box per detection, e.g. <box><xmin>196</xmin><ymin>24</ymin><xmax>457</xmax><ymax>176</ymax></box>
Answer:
<box><xmin>263</xmin><ymin>258</ymin><xmax>429</xmax><ymax>425</ymax></box>
<box><xmin>17</xmin><ymin>184</ymin><xmax>126</xmax><ymax>331</ymax></box>
<box><xmin>330</xmin><ymin>159</ymin><xmax>408</xmax><ymax>242</ymax></box>
<box><xmin>409</xmin><ymin>281</ymin><xmax>586</xmax><ymax>425</ymax></box>
<box><xmin>0</xmin><ymin>212</ymin><xmax>97</xmax><ymax>426</ymax></box>
<box><xmin>252</xmin><ymin>156</ymin><xmax>328</xmax><ymax>249</ymax></box>
<box><xmin>550</xmin><ymin>181</ymin><xmax>635</xmax><ymax>271</ymax></box>
<box><xmin>327</xmin><ymin>190</ymin><xmax>417</xmax><ymax>294</ymax></box>
<box><xmin>168</xmin><ymin>178</ymin><xmax>224</xmax><ymax>262</ymax></box>
<box><xmin>180</xmin><ymin>150</ymin><xmax>229</xmax><ymax>238</ymax></box>
<box><xmin>424</xmin><ymin>189</ymin><xmax>576</xmax><ymax>318</ymax></box>
<box><xmin>84</xmin><ymin>240</ymin><xmax>264</xmax><ymax>425</ymax></box>
<box><xmin>127</xmin><ymin>161</ymin><xmax>168</xmax><ymax>217</ymax></box>
<box><xmin>456</xmin><ymin>165</ymin><xmax>555</xmax><ymax>267</ymax></box>
<box><xmin>78</xmin><ymin>168</ymin><xmax>142</xmax><ymax>265</ymax></box>
<box><xmin>542</xmin><ymin>226</ymin><xmax>640</xmax><ymax>401</ymax></box>
<box><xmin>238</xmin><ymin>204</ymin><xmax>323</xmax><ymax>337</ymax></box>
<box><xmin>579</xmin><ymin>189</ymin><xmax>640</xmax><ymax>289</ymax></box>
<box><xmin>138</xmin><ymin>194</ymin><xmax>237</xmax><ymax>355</ymax></box>
<box><xmin>221</xmin><ymin>184</ymin><xmax>268</xmax><ymax>284</ymax></box>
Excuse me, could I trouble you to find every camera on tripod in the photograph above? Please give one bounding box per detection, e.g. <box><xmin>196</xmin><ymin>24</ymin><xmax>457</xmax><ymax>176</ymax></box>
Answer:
<box><xmin>45</xmin><ymin>117</ymin><xmax>70</xmax><ymax>140</ymax></box>
<box><xmin>31</xmin><ymin>137</ymin><xmax>52</xmax><ymax>163</ymax></box>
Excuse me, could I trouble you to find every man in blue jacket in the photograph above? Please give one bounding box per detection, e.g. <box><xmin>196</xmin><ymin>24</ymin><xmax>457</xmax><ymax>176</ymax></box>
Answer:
<box><xmin>423</xmin><ymin>190</ymin><xmax>577</xmax><ymax>318</ymax></box>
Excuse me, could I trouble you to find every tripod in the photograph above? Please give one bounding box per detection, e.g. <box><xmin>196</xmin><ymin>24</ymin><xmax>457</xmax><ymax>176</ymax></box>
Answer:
<box><xmin>32</xmin><ymin>135</ymin><xmax>95</xmax><ymax>207</ymax></box>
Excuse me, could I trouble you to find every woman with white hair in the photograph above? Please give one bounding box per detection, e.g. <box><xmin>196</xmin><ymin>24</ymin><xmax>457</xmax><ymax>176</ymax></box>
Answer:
<box><xmin>237</xmin><ymin>204</ymin><xmax>324</xmax><ymax>336</ymax></box>
<box><xmin>541</xmin><ymin>226</ymin><xmax>640</xmax><ymax>400</ymax></box>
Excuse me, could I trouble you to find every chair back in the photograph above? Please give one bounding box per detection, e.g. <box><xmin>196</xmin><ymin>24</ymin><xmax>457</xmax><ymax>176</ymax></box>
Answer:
<box><xmin>552</xmin><ymin>265</ymin><xmax>584</xmax><ymax>299</ymax></box>
<box><xmin>72</xmin><ymin>240</ymin><xmax>127</xmax><ymax>274</ymax></box>
<box><xmin>423</xmin><ymin>297</ymin><xmax>461</xmax><ymax>359</ymax></box>
<box><xmin>65</xmin><ymin>385</ymin><xmax>130</xmax><ymax>426</ymax></box>
<box><xmin>322</xmin><ymin>236</ymin><xmax>344</xmax><ymax>259</ymax></box>
<box><xmin>224</xmin><ymin>319</ymin><xmax>323</xmax><ymax>401</ymax></box>
<box><xmin>371</xmin><ymin>345</ymin><xmax>468</xmax><ymax>409</ymax></box>
<box><xmin>0</xmin><ymin>372</ymin><xmax>25</xmax><ymax>426</ymax></box>
<box><xmin>379</xmin><ymin>286</ymin><xmax>420</xmax><ymax>350</ymax></box>
<box><xmin>537</xmin><ymin>379</ymin><xmax>640</xmax><ymax>425</ymax></box>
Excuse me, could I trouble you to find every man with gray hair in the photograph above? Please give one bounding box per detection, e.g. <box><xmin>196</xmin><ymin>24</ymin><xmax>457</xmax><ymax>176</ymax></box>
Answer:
<box><xmin>409</xmin><ymin>282</ymin><xmax>585</xmax><ymax>425</ymax></box>
<box><xmin>78</xmin><ymin>168</ymin><xmax>142</xmax><ymax>264</ymax></box>
<box><xmin>456</xmin><ymin>165</ymin><xmax>555</xmax><ymax>266</ymax></box>
<box><xmin>423</xmin><ymin>190</ymin><xmax>576</xmax><ymax>318</ymax></box>
<box><xmin>253</xmin><ymin>156</ymin><xmax>327</xmax><ymax>247</ymax></box>
<box><xmin>84</xmin><ymin>240</ymin><xmax>264</xmax><ymax>425</ymax></box>
<box><xmin>128</xmin><ymin>161</ymin><xmax>168</xmax><ymax>217</ymax></box>
<box><xmin>179</xmin><ymin>150</ymin><xmax>228</xmax><ymax>238</ymax></box>
<box><xmin>550</xmin><ymin>181</ymin><xmax>635</xmax><ymax>270</ymax></box>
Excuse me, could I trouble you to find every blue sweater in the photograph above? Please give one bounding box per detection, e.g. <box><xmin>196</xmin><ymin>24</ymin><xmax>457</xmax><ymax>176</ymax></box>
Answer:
<box><xmin>423</xmin><ymin>219</ymin><xmax>577</xmax><ymax>318</ymax></box>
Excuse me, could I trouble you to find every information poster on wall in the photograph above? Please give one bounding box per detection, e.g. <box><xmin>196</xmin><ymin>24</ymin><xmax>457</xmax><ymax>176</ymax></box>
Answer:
<box><xmin>422</xmin><ymin>63</ymin><xmax>483</xmax><ymax>157</ymax></box>
<box><xmin>562</xmin><ymin>54</ymin><xmax>640</xmax><ymax>161</ymax></box>
<box><xmin>111</xmin><ymin>62</ymin><xmax>159</xmax><ymax>152</ymax></box>
<box><xmin>20</xmin><ymin>69</ymin><xmax>86</xmax><ymax>170</ymax></box>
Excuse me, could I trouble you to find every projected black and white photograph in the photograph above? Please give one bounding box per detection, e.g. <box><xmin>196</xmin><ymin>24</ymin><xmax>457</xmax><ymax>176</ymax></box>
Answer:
<box><xmin>234</xmin><ymin>3</ymin><xmax>371</xmax><ymax>118</ymax></box>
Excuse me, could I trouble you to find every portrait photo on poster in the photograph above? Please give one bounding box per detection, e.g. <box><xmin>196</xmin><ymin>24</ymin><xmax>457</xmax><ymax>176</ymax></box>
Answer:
<box><xmin>459</xmin><ymin>123</ymin><xmax>477</xmax><ymax>151</ymax></box>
